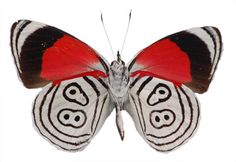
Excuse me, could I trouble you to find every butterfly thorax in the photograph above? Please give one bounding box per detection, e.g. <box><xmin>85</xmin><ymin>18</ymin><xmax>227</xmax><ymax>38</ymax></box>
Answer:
<box><xmin>108</xmin><ymin>58</ymin><xmax>129</xmax><ymax>108</ymax></box>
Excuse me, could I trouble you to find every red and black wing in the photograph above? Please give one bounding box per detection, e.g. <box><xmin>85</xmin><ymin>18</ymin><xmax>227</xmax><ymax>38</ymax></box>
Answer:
<box><xmin>11</xmin><ymin>20</ymin><xmax>109</xmax><ymax>88</ymax></box>
<box><xmin>128</xmin><ymin>26</ymin><xmax>222</xmax><ymax>93</ymax></box>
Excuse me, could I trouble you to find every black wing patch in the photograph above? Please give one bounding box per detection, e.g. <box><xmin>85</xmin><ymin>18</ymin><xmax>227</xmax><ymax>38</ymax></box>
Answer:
<box><xmin>167</xmin><ymin>27</ymin><xmax>222</xmax><ymax>93</ymax></box>
<box><xmin>10</xmin><ymin>20</ymin><xmax>65</xmax><ymax>88</ymax></box>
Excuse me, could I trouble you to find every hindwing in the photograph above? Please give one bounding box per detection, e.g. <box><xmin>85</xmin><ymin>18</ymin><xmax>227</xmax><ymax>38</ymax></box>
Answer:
<box><xmin>127</xmin><ymin>77</ymin><xmax>200</xmax><ymax>152</ymax></box>
<box><xmin>33</xmin><ymin>76</ymin><xmax>112</xmax><ymax>151</ymax></box>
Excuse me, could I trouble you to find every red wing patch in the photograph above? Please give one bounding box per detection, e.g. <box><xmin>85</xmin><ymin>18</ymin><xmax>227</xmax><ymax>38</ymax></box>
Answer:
<box><xmin>130</xmin><ymin>39</ymin><xmax>192</xmax><ymax>85</ymax></box>
<box><xmin>41</xmin><ymin>35</ymin><xmax>107</xmax><ymax>81</ymax></box>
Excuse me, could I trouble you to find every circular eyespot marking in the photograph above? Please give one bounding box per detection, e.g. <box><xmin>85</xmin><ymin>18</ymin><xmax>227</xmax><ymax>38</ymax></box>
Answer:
<box><xmin>74</xmin><ymin>115</ymin><xmax>80</xmax><ymax>122</ymax></box>
<box><xmin>69</xmin><ymin>89</ymin><xmax>76</xmax><ymax>95</ymax></box>
<box><xmin>57</xmin><ymin>109</ymin><xmax>87</xmax><ymax>128</ymax></box>
<box><xmin>164</xmin><ymin>115</ymin><xmax>169</xmax><ymax>120</ymax></box>
<box><xmin>159</xmin><ymin>90</ymin><xmax>165</xmax><ymax>94</ymax></box>
<box><xmin>155</xmin><ymin>116</ymin><xmax>160</xmax><ymax>122</ymax></box>
<box><xmin>150</xmin><ymin>110</ymin><xmax>176</xmax><ymax>129</ymax></box>
<box><xmin>147</xmin><ymin>83</ymin><xmax>171</xmax><ymax>106</ymax></box>
<box><xmin>63</xmin><ymin>82</ymin><xmax>89</xmax><ymax>106</ymax></box>
<box><xmin>63</xmin><ymin>114</ymin><xmax>70</xmax><ymax>120</ymax></box>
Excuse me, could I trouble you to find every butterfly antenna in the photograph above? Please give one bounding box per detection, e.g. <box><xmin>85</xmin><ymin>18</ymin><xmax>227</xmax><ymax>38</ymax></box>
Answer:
<box><xmin>101</xmin><ymin>12</ymin><xmax>116</xmax><ymax>59</ymax></box>
<box><xmin>120</xmin><ymin>10</ymin><xmax>132</xmax><ymax>55</ymax></box>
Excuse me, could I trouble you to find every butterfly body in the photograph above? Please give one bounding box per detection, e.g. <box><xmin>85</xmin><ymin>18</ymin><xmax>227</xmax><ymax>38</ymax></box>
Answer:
<box><xmin>10</xmin><ymin>20</ymin><xmax>222</xmax><ymax>152</ymax></box>
<box><xmin>108</xmin><ymin>52</ymin><xmax>129</xmax><ymax>106</ymax></box>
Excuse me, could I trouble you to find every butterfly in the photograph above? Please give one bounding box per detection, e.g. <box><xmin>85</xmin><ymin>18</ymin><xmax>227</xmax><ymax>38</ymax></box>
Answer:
<box><xmin>10</xmin><ymin>19</ymin><xmax>222</xmax><ymax>152</ymax></box>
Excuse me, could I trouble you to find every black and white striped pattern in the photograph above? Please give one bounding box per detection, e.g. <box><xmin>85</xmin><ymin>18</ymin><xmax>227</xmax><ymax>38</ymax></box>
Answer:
<box><xmin>170</xmin><ymin>26</ymin><xmax>222</xmax><ymax>93</ymax></box>
<box><xmin>127</xmin><ymin>76</ymin><xmax>200</xmax><ymax>152</ymax></box>
<box><xmin>11</xmin><ymin>20</ymin><xmax>46</xmax><ymax>73</ymax></box>
<box><xmin>10</xmin><ymin>20</ymin><xmax>67</xmax><ymax>88</ymax></box>
<box><xmin>33</xmin><ymin>76</ymin><xmax>112</xmax><ymax>151</ymax></box>
<box><xmin>187</xmin><ymin>27</ymin><xmax>222</xmax><ymax>78</ymax></box>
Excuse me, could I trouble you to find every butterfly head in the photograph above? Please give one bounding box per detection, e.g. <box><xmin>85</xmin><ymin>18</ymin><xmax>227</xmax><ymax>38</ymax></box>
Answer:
<box><xmin>111</xmin><ymin>51</ymin><xmax>125</xmax><ymax>68</ymax></box>
<box><xmin>110</xmin><ymin>51</ymin><xmax>124</xmax><ymax>64</ymax></box>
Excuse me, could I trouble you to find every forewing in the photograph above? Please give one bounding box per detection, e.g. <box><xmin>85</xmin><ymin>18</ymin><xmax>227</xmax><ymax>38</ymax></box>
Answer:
<box><xmin>33</xmin><ymin>76</ymin><xmax>112</xmax><ymax>151</ymax></box>
<box><xmin>128</xmin><ymin>27</ymin><xmax>222</xmax><ymax>93</ymax></box>
<box><xmin>127</xmin><ymin>77</ymin><xmax>200</xmax><ymax>152</ymax></box>
<box><xmin>11</xmin><ymin>20</ymin><xmax>109</xmax><ymax>88</ymax></box>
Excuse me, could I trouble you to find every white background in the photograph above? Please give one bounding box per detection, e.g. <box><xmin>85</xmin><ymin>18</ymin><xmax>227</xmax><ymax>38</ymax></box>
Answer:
<box><xmin>0</xmin><ymin>0</ymin><xmax>236</xmax><ymax>162</ymax></box>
